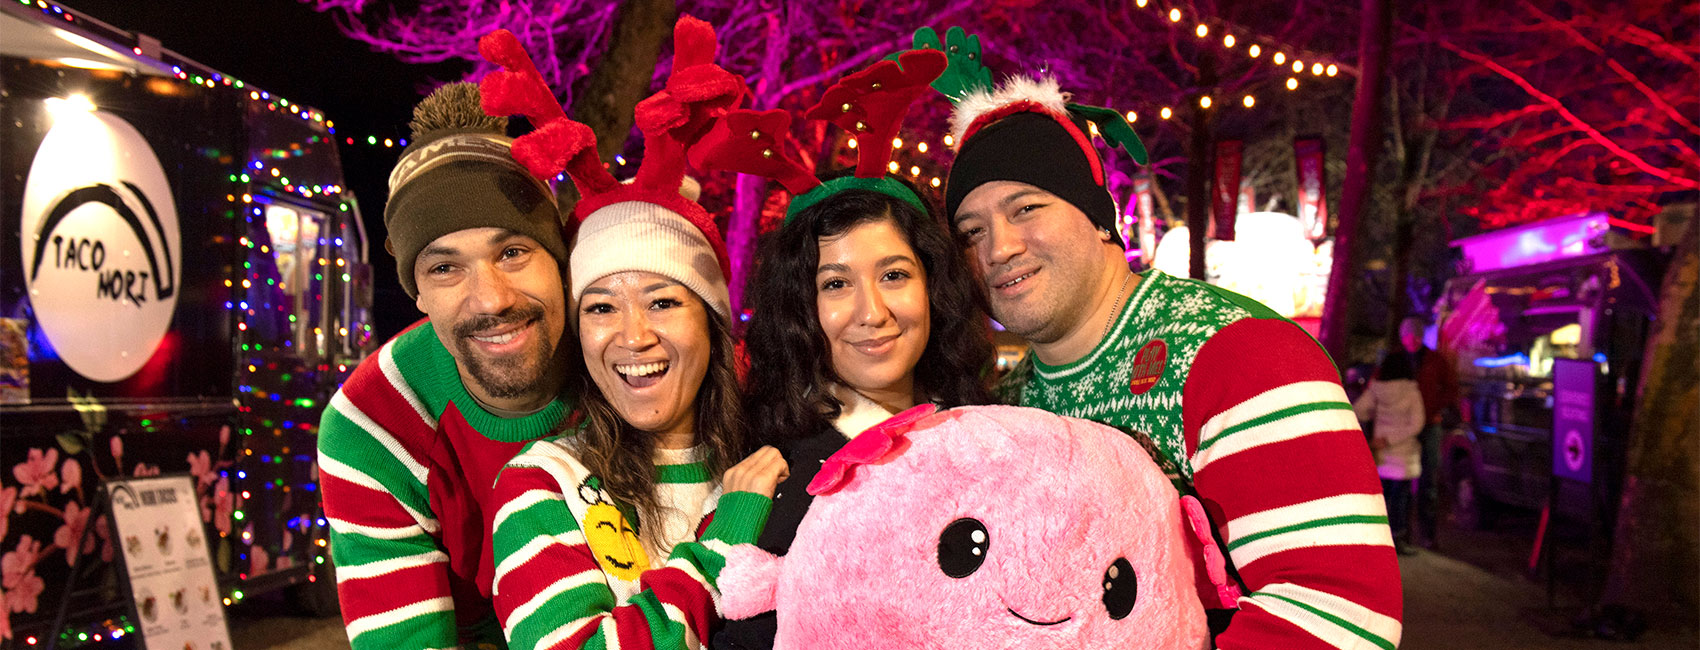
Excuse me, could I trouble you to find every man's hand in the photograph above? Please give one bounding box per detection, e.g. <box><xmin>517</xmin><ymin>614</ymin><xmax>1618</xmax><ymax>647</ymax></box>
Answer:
<box><xmin>724</xmin><ymin>446</ymin><xmax>790</xmax><ymax>498</ymax></box>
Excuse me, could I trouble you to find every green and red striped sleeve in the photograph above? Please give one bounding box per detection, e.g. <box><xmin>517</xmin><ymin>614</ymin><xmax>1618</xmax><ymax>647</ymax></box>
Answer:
<box><xmin>319</xmin><ymin>340</ymin><xmax>458</xmax><ymax>650</ymax></box>
<box><xmin>1184</xmin><ymin>318</ymin><xmax>1403</xmax><ymax>650</ymax></box>
<box><xmin>490</xmin><ymin>453</ymin><xmax>769</xmax><ymax>650</ymax></box>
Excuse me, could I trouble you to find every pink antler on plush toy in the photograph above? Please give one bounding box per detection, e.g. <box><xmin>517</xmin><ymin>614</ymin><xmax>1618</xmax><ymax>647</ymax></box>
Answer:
<box><xmin>718</xmin><ymin>405</ymin><xmax>1230</xmax><ymax>650</ymax></box>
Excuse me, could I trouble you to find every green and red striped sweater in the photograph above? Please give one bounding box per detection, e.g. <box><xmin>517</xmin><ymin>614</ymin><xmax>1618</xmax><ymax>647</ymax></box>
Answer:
<box><xmin>318</xmin><ymin>320</ymin><xmax>572</xmax><ymax>650</ymax></box>
<box><xmin>997</xmin><ymin>270</ymin><xmax>1403</xmax><ymax>650</ymax></box>
<box><xmin>491</xmin><ymin>438</ymin><xmax>770</xmax><ymax>650</ymax></box>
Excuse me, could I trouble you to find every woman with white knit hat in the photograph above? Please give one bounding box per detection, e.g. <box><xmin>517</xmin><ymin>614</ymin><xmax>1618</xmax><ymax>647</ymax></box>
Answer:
<box><xmin>476</xmin><ymin>19</ymin><xmax>787</xmax><ymax>650</ymax></box>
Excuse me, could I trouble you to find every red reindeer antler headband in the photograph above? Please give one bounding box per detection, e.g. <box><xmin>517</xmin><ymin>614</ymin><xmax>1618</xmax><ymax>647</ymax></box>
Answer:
<box><xmin>477</xmin><ymin>29</ymin><xmax>616</xmax><ymax>200</ymax></box>
<box><xmin>478</xmin><ymin>16</ymin><xmax>743</xmax><ymax>281</ymax></box>
<box><xmin>690</xmin><ymin>49</ymin><xmax>947</xmax><ymax>222</ymax></box>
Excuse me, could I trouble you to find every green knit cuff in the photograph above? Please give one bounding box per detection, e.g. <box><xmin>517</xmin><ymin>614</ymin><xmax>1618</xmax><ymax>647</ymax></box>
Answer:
<box><xmin>784</xmin><ymin>175</ymin><xmax>927</xmax><ymax>223</ymax></box>
<box><xmin>702</xmin><ymin>491</ymin><xmax>773</xmax><ymax>546</ymax></box>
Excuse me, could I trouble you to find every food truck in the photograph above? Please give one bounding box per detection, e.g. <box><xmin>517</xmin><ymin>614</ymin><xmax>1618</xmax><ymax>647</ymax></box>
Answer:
<box><xmin>1</xmin><ymin>2</ymin><xmax>373</xmax><ymax>645</ymax></box>
<box><xmin>1435</xmin><ymin>212</ymin><xmax>1662</xmax><ymax>530</ymax></box>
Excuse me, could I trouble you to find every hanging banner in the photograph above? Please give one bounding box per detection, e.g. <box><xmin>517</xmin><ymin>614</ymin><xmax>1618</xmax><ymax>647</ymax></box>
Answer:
<box><xmin>1213</xmin><ymin>140</ymin><xmax>1242</xmax><ymax>241</ymax></box>
<box><xmin>1295</xmin><ymin>137</ymin><xmax>1329</xmax><ymax>240</ymax></box>
<box><xmin>1134</xmin><ymin>174</ymin><xmax>1158</xmax><ymax>262</ymax></box>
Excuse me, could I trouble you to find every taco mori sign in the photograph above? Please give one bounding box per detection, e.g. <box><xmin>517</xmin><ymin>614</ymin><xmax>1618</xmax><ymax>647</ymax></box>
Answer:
<box><xmin>21</xmin><ymin>109</ymin><xmax>181</xmax><ymax>382</ymax></box>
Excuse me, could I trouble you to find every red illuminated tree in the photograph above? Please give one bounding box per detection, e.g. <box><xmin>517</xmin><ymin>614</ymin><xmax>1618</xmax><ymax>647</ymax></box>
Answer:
<box><xmin>1419</xmin><ymin>0</ymin><xmax>1699</xmax><ymax>228</ymax></box>
<box><xmin>1322</xmin><ymin>0</ymin><xmax>1698</xmax><ymax>359</ymax></box>
<box><xmin>1377</xmin><ymin>2</ymin><xmax>1700</xmax><ymax>630</ymax></box>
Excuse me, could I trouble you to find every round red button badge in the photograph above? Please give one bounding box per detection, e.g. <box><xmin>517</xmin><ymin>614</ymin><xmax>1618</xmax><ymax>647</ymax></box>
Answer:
<box><xmin>1128</xmin><ymin>339</ymin><xmax>1168</xmax><ymax>395</ymax></box>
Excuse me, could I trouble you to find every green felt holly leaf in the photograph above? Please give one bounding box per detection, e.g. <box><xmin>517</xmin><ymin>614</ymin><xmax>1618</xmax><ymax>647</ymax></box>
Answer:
<box><xmin>887</xmin><ymin>26</ymin><xmax>992</xmax><ymax>103</ymax></box>
<box><xmin>1068</xmin><ymin>103</ymin><xmax>1149</xmax><ymax>165</ymax></box>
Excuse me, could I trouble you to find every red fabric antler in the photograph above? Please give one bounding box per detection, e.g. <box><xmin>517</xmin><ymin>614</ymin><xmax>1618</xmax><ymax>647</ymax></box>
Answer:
<box><xmin>804</xmin><ymin>49</ymin><xmax>948</xmax><ymax>178</ymax></box>
<box><xmin>632</xmin><ymin>15</ymin><xmax>749</xmax><ymax>193</ymax></box>
<box><xmin>537</xmin><ymin>15</ymin><xmax>734</xmax><ymax>281</ymax></box>
<box><xmin>634</xmin><ymin>16</ymin><xmax>748</xmax><ymax>144</ymax></box>
<box><xmin>477</xmin><ymin>29</ymin><xmax>617</xmax><ymax>200</ymax></box>
<box><xmin>689</xmin><ymin>109</ymin><xmax>821</xmax><ymax>196</ymax></box>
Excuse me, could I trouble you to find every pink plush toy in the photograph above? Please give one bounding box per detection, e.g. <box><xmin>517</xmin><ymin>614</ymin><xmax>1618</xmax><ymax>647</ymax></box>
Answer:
<box><xmin>719</xmin><ymin>404</ymin><xmax>1238</xmax><ymax>649</ymax></box>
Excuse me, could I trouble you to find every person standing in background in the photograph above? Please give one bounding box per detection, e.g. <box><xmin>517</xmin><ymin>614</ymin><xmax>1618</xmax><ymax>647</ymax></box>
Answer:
<box><xmin>1401</xmin><ymin>316</ymin><xmax>1457</xmax><ymax>549</ymax></box>
<box><xmin>1354</xmin><ymin>352</ymin><xmax>1425</xmax><ymax>556</ymax></box>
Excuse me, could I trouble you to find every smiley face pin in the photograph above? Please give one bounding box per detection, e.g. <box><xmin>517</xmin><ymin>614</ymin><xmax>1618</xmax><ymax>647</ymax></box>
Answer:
<box><xmin>578</xmin><ymin>477</ymin><xmax>650</xmax><ymax>582</ymax></box>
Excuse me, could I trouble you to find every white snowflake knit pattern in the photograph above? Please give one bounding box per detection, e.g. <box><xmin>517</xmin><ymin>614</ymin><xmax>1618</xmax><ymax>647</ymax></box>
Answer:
<box><xmin>997</xmin><ymin>270</ymin><xmax>1252</xmax><ymax>490</ymax></box>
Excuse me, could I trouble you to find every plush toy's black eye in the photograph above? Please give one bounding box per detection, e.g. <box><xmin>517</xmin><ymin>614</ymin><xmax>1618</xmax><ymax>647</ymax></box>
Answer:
<box><xmin>937</xmin><ymin>518</ymin><xmax>989</xmax><ymax>578</ymax></box>
<box><xmin>1102</xmin><ymin>557</ymin><xmax>1138</xmax><ymax>619</ymax></box>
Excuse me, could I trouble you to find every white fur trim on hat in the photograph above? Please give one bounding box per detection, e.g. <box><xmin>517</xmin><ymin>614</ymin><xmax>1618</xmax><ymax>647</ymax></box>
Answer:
<box><xmin>570</xmin><ymin>201</ymin><xmax>731</xmax><ymax>319</ymax></box>
<box><xmin>949</xmin><ymin>75</ymin><xmax>1071</xmax><ymax>147</ymax></box>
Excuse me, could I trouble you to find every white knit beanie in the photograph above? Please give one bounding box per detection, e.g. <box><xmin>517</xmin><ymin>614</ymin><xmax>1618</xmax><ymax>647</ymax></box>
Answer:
<box><xmin>569</xmin><ymin>179</ymin><xmax>730</xmax><ymax>319</ymax></box>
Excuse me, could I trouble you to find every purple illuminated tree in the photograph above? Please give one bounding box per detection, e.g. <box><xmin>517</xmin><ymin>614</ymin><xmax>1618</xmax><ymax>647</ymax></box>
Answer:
<box><xmin>300</xmin><ymin>0</ymin><xmax>1362</xmax><ymax>314</ymax></box>
<box><xmin>301</xmin><ymin>0</ymin><xmax>678</xmax><ymax>163</ymax></box>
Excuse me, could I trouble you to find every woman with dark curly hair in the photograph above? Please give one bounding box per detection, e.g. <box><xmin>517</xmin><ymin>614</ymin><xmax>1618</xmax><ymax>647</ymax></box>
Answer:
<box><xmin>712</xmin><ymin>175</ymin><xmax>994</xmax><ymax>650</ymax></box>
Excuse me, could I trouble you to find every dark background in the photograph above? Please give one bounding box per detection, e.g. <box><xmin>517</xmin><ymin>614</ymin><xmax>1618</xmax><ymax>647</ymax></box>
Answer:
<box><xmin>62</xmin><ymin>0</ymin><xmax>469</xmax><ymax>341</ymax></box>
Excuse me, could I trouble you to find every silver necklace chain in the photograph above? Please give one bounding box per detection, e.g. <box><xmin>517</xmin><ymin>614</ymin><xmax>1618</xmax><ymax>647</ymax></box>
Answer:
<box><xmin>1103</xmin><ymin>271</ymin><xmax>1133</xmax><ymax>341</ymax></box>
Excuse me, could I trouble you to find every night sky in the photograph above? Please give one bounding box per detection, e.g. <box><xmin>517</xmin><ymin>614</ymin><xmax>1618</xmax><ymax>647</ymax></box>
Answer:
<box><xmin>60</xmin><ymin>0</ymin><xmax>469</xmax><ymax>339</ymax></box>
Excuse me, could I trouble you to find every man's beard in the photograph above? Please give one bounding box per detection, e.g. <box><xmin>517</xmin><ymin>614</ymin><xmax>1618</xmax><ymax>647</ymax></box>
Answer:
<box><xmin>453</xmin><ymin>304</ymin><xmax>554</xmax><ymax>399</ymax></box>
<box><xmin>988</xmin><ymin>292</ymin><xmax>1060</xmax><ymax>343</ymax></box>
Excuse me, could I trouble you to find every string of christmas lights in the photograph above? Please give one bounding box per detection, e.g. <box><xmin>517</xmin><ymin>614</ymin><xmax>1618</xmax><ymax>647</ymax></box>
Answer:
<box><xmin>17</xmin><ymin>616</ymin><xmax>135</xmax><ymax>649</ymax></box>
<box><xmin>11</xmin><ymin>2</ymin><xmax>353</xmax><ymax>644</ymax></box>
<box><xmin>17</xmin><ymin>0</ymin><xmax>409</xmax><ymax>154</ymax></box>
<box><xmin>221</xmin><ymin>152</ymin><xmax>356</xmax><ymax>610</ymax></box>
<box><xmin>1121</xmin><ymin>0</ymin><xmax>1354</xmax><ymax>123</ymax></box>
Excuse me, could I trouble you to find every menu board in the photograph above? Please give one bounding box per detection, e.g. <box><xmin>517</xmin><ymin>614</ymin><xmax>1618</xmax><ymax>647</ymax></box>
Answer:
<box><xmin>106</xmin><ymin>476</ymin><xmax>233</xmax><ymax>650</ymax></box>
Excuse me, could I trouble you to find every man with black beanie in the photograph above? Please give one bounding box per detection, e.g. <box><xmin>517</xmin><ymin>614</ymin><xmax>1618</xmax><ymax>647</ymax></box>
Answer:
<box><xmin>948</xmin><ymin>75</ymin><xmax>1404</xmax><ymax>649</ymax></box>
<box><xmin>318</xmin><ymin>82</ymin><xmax>577</xmax><ymax>650</ymax></box>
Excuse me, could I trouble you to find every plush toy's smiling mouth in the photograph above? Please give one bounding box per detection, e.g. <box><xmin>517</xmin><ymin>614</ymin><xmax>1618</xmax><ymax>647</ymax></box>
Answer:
<box><xmin>1007</xmin><ymin>608</ymin><xmax>1072</xmax><ymax>626</ymax></box>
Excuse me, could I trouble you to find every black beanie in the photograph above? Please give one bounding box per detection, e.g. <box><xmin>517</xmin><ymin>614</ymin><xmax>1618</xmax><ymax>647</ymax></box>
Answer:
<box><xmin>945</xmin><ymin>111</ymin><xmax>1122</xmax><ymax>248</ymax></box>
<box><xmin>384</xmin><ymin>84</ymin><xmax>568</xmax><ymax>298</ymax></box>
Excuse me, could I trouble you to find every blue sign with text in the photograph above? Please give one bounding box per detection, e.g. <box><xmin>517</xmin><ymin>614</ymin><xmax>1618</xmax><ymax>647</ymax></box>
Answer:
<box><xmin>1552</xmin><ymin>358</ymin><xmax>1595</xmax><ymax>483</ymax></box>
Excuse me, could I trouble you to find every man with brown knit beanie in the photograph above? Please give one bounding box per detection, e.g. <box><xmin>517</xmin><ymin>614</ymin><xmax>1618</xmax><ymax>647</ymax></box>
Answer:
<box><xmin>317</xmin><ymin>81</ymin><xmax>577</xmax><ymax>650</ymax></box>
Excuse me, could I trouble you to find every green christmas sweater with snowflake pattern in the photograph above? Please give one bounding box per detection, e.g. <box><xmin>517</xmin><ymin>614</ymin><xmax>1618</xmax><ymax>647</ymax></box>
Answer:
<box><xmin>996</xmin><ymin>270</ymin><xmax>1404</xmax><ymax>650</ymax></box>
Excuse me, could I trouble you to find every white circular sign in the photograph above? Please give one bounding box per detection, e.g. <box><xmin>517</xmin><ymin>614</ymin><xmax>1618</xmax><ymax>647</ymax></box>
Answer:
<box><xmin>20</xmin><ymin>110</ymin><xmax>181</xmax><ymax>382</ymax></box>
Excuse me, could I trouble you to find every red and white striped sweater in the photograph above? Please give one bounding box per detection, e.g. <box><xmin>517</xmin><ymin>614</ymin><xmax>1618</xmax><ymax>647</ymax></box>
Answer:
<box><xmin>490</xmin><ymin>438</ymin><xmax>770</xmax><ymax>650</ymax></box>
<box><xmin>318</xmin><ymin>320</ymin><xmax>572</xmax><ymax>649</ymax></box>
<box><xmin>997</xmin><ymin>270</ymin><xmax>1403</xmax><ymax>650</ymax></box>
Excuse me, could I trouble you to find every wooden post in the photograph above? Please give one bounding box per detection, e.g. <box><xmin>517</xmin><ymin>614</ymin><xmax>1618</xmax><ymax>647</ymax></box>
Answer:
<box><xmin>1186</xmin><ymin>52</ymin><xmax>1216</xmax><ymax>281</ymax></box>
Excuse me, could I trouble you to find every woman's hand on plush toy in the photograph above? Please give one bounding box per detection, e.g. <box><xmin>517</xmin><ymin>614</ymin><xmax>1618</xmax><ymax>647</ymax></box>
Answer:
<box><xmin>725</xmin><ymin>446</ymin><xmax>790</xmax><ymax>497</ymax></box>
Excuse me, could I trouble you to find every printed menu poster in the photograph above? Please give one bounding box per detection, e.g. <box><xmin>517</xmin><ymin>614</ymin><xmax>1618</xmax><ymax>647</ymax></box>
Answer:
<box><xmin>107</xmin><ymin>475</ymin><xmax>233</xmax><ymax>650</ymax></box>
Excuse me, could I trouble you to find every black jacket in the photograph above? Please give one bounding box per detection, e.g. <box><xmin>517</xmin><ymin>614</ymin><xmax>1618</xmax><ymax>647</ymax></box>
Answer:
<box><xmin>710</xmin><ymin>424</ymin><xmax>850</xmax><ymax>650</ymax></box>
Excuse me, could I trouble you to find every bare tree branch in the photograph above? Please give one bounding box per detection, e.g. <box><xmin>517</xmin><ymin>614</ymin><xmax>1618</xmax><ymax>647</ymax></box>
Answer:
<box><xmin>1520</xmin><ymin>1</ymin><xmax>1700</xmax><ymax>141</ymax></box>
<box><xmin>1430</xmin><ymin>33</ymin><xmax>1697</xmax><ymax>189</ymax></box>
